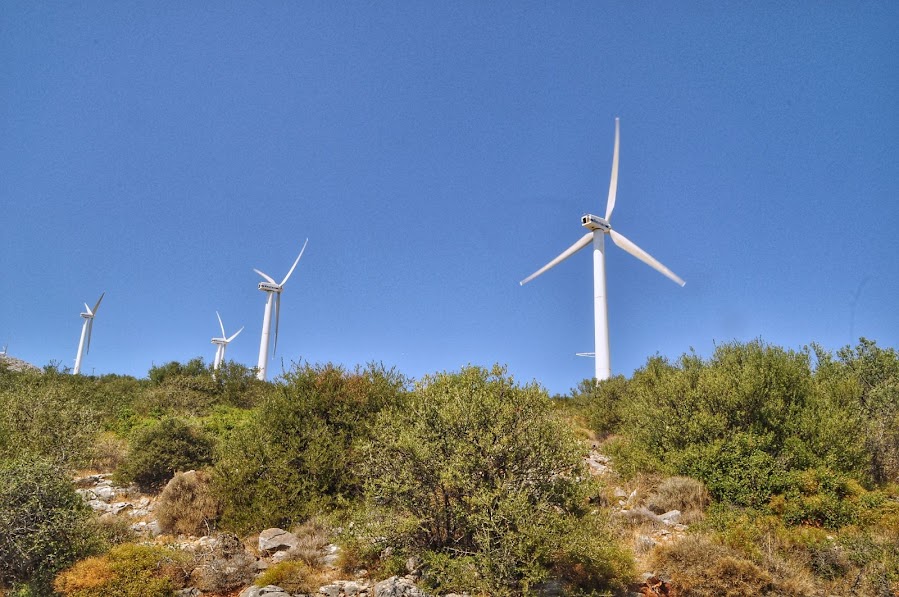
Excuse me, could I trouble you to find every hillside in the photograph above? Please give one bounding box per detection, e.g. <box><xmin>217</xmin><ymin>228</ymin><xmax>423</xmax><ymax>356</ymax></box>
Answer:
<box><xmin>0</xmin><ymin>341</ymin><xmax>897</xmax><ymax>596</ymax></box>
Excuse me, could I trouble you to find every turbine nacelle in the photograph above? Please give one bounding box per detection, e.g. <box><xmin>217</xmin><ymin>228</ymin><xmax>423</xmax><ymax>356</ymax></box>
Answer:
<box><xmin>257</xmin><ymin>282</ymin><xmax>283</xmax><ymax>293</ymax></box>
<box><xmin>581</xmin><ymin>214</ymin><xmax>611</xmax><ymax>232</ymax></box>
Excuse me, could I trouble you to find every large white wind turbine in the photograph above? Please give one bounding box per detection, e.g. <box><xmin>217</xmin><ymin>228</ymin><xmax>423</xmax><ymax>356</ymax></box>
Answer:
<box><xmin>254</xmin><ymin>239</ymin><xmax>308</xmax><ymax>380</ymax></box>
<box><xmin>73</xmin><ymin>292</ymin><xmax>105</xmax><ymax>375</ymax></box>
<box><xmin>211</xmin><ymin>311</ymin><xmax>243</xmax><ymax>372</ymax></box>
<box><xmin>520</xmin><ymin>118</ymin><xmax>685</xmax><ymax>381</ymax></box>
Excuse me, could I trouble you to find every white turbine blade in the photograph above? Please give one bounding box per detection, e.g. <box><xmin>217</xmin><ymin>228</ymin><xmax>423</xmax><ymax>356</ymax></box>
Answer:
<box><xmin>254</xmin><ymin>269</ymin><xmax>277</xmax><ymax>284</ymax></box>
<box><xmin>609</xmin><ymin>229</ymin><xmax>685</xmax><ymax>287</ymax></box>
<box><xmin>91</xmin><ymin>292</ymin><xmax>105</xmax><ymax>315</ymax></box>
<box><xmin>84</xmin><ymin>303</ymin><xmax>92</xmax><ymax>315</ymax></box>
<box><xmin>604</xmin><ymin>118</ymin><xmax>620</xmax><ymax>221</ymax></box>
<box><xmin>280</xmin><ymin>238</ymin><xmax>308</xmax><ymax>286</ymax></box>
<box><xmin>519</xmin><ymin>232</ymin><xmax>594</xmax><ymax>286</ymax></box>
<box><xmin>216</xmin><ymin>311</ymin><xmax>226</xmax><ymax>337</ymax></box>
<box><xmin>226</xmin><ymin>326</ymin><xmax>244</xmax><ymax>343</ymax></box>
<box><xmin>273</xmin><ymin>293</ymin><xmax>281</xmax><ymax>355</ymax></box>
<box><xmin>85</xmin><ymin>319</ymin><xmax>94</xmax><ymax>354</ymax></box>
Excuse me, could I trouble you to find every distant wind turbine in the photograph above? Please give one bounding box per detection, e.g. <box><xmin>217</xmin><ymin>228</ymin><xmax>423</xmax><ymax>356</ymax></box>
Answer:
<box><xmin>520</xmin><ymin>118</ymin><xmax>685</xmax><ymax>381</ymax></box>
<box><xmin>254</xmin><ymin>239</ymin><xmax>308</xmax><ymax>380</ymax></box>
<box><xmin>211</xmin><ymin>311</ymin><xmax>243</xmax><ymax>372</ymax></box>
<box><xmin>73</xmin><ymin>292</ymin><xmax>105</xmax><ymax>375</ymax></box>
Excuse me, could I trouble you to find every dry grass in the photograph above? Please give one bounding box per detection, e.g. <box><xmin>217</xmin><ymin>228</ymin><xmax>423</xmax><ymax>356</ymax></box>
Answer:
<box><xmin>646</xmin><ymin>476</ymin><xmax>710</xmax><ymax>524</ymax></box>
<box><xmin>288</xmin><ymin>516</ymin><xmax>332</xmax><ymax>567</ymax></box>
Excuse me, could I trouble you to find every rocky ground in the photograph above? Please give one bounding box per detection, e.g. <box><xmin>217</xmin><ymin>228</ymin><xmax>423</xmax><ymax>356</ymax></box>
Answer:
<box><xmin>74</xmin><ymin>447</ymin><xmax>683</xmax><ymax>596</ymax></box>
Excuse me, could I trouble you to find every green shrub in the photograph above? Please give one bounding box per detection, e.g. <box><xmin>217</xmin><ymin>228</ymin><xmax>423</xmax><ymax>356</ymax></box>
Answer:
<box><xmin>115</xmin><ymin>418</ymin><xmax>213</xmax><ymax>492</ymax></box>
<box><xmin>213</xmin><ymin>362</ymin><xmax>407</xmax><ymax>533</ymax></box>
<box><xmin>0</xmin><ymin>456</ymin><xmax>99</xmax><ymax>593</ymax></box>
<box><xmin>0</xmin><ymin>373</ymin><xmax>100</xmax><ymax>469</ymax></box>
<box><xmin>357</xmin><ymin>365</ymin><xmax>633</xmax><ymax>595</ymax></box>
<box><xmin>570</xmin><ymin>375</ymin><xmax>629</xmax><ymax>439</ymax></box>
<box><xmin>156</xmin><ymin>470</ymin><xmax>221</xmax><ymax>536</ymax></box>
<box><xmin>53</xmin><ymin>543</ymin><xmax>189</xmax><ymax>597</ymax></box>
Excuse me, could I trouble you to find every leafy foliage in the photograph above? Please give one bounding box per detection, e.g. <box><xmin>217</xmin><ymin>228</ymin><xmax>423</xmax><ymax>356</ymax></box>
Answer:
<box><xmin>115</xmin><ymin>417</ymin><xmax>214</xmax><ymax>492</ymax></box>
<box><xmin>357</xmin><ymin>365</ymin><xmax>633</xmax><ymax>595</ymax></box>
<box><xmin>582</xmin><ymin>340</ymin><xmax>898</xmax><ymax>517</ymax></box>
<box><xmin>213</xmin><ymin>362</ymin><xmax>408</xmax><ymax>533</ymax></box>
<box><xmin>0</xmin><ymin>456</ymin><xmax>99</xmax><ymax>594</ymax></box>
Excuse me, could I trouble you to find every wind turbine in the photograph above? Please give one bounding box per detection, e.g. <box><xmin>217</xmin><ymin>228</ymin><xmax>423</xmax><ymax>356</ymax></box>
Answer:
<box><xmin>254</xmin><ymin>239</ymin><xmax>308</xmax><ymax>380</ymax></box>
<box><xmin>73</xmin><ymin>292</ymin><xmax>105</xmax><ymax>375</ymax></box>
<box><xmin>211</xmin><ymin>311</ymin><xmax>243</xmax><ymax>372</ymax></box>
<box><xmin>520</xmin><ymin>118</ymin><xmax>685</xmax><ymax>382</ymax></box>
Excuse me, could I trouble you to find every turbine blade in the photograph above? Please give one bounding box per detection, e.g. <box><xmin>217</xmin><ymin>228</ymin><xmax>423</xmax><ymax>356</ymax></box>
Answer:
<box><xmin>519</xmin><ymin>232</ymin><xmax>594</xmax><ymax>286</ymax></box>
<box><xmin>226</xmin><ymin>326</ymin><xmax>244</xmax><ymax>342</ymax></box>
<box><xmin>92</xmin><ymin>292</ymin><xmax>105</xmax><ymax>315</ymax></box>
<box><xmin>604</xmin><ymin>118</ymin><xmax>620</xmax><ymax>221</ymax></box>
<box><xmin>273</xmin><ymin>293</ymin><xmax>281</xmax><ymax>355</ymax></box>
<box><xmin>84</xmin><ymin>303</ymin><xmax>92</xmax><ymax>315</ymax></box>
<box><xmin>254</xmin><ymin>269</ymin><xmax>277</xmax><ymax>284</ymax></box>
<box><xmin>280</xmin><ymin>238</ymin><xmax>308</xmax><ymax>286</ymax></box>
<box><xmin>216</xmin><ymin>311</ymin><xmax>226</xmax><ymax>337</ymax></box>
<box><xmin>609</xmin><ymin>229</ymin><xmax>685</xmax><ymax>286</ymax></box>
<box><xmin>86</xmin><ymin>319</ymin><xmax>94</xmax><ymax>354</ymax></box>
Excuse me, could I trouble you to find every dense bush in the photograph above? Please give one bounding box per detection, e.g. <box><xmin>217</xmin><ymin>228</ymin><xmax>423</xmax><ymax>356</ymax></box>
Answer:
<box><xmin>0</xmin><ymin>456</ymin><xmax>100</xmax><ymax>594</ymax></box>
<box><xmin>356</xmin><ymin>365</ymin><xmax>634</xmax><ymax>595</ymax></box>
<box><xmin>0</xmin><ymin>371</ymin><xmax>100</xmax><ymax>469</ymax></box>
<box><xmin>588</xmin><ymin>340</ymin><xmax>897</xmax><ymax>516</ymax></box>
<box><xmin>115</xmin><ymin>417</ymin><xmax>214</xmax><ymax>492</ymax></box>
<box><xmin>213</xmin><ymin>362</ymin><xmax>408</xmax><ymax>533</ymax></box>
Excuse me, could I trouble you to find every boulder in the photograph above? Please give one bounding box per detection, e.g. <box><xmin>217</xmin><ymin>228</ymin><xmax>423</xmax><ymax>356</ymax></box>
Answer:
<box><xmin>259</xmin><ymin>528</ymin><xmax>300</xmax><ymax>553</ymax></box>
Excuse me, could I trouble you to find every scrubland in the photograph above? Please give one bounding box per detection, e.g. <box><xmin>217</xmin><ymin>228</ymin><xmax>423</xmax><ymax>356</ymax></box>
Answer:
<box><xmin>0</xmin><ymin>339</ymin><xmax>896</xmax><ymax>596</ymax></box>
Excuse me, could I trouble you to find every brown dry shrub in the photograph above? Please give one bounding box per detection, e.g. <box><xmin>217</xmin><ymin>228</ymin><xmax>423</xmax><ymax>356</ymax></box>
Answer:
<box><xmin>646</xmin><ymin>476</ymin><xmax>710</xmax><ymax>523</ymax></box>
<box><xmin>652</xmin><ymin>535</ymin><xmax>781</xmax><ymax>596</ymax></box>
<box><xmin>53</xmin><ymin>556</ymin><xmax>114</xmax><ymax>594</ymax></box>
<box><xmin>188</xmin><ymin>532</ymin><xmax>255</xmax><ymax>593</ymax></box>
<box><xmin>156</xmin><ymin>470</ymin><xmax>221</xmax><ymax>536</ymax></box>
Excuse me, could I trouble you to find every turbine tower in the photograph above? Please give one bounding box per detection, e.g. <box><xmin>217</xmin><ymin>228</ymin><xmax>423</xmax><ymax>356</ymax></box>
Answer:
<box><xmin>73</xmin><ymin>292</ymin><xmax>105</xmax><ymax>375</ymax></box>
<box><xmin>520</xmin><ymin>118</ymin><xmax>685</xmax><ymax>381</ymax></box>
<box><xmin>254</xmin><ymin>239</ymin><xmax>308</xmax><ymax>380</ymax></box>
<box><xmin>211</xmin><ymin>311</ymin><xmax>243</xmax><ymax>372</ymax></box>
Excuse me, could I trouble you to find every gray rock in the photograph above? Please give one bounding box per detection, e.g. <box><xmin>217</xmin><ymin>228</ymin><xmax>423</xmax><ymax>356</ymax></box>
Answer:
<box><xmin>373</xmin><ymin>575</ymin><xmax>427</xmax><ymax>597</ymax></box>
<box><xmin>659</xmin><ymin>509</ymin><xmax>682</xmax><ymax>524</ymax></box>
<box><xmin>322</xmin><ymin>543</ymin><xmax>341</xmax><ymax>566</ymax></box>
<box><xmin>259</xmin><ymin>528</ymin><xmax>300</xmax><ymax>553</ymax></box>
<box><xmin>239</xmin><ymin>586</ymin><xmax>292</xmax><ymax>597</ymax></box>
<box><xmin>94</xmin><ymin>484</ymin><xmax>116</xmax><ymax>502</ymax></box>
<box><xmin>86</xmin><ymin>499</ymin><xmax>108</xmax><ymax>512</ymax></box>
<box><xmin>108</xmin><ymin>501</ymin><xmax>133</xmax><ymax>515</ymax></box>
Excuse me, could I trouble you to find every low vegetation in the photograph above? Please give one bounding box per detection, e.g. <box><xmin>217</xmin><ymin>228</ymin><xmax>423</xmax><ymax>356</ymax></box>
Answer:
<box><xmin>0</xmin><ymin>338</ymin><xmax>895</xmax><ymax>595</ymax></box>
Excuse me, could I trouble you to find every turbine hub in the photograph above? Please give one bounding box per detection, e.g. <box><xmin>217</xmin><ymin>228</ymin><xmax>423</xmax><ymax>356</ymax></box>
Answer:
<box><xmin>581</xmin><ymin>214</ymin><xmax>611</xmax><ymax>232</ymax></box>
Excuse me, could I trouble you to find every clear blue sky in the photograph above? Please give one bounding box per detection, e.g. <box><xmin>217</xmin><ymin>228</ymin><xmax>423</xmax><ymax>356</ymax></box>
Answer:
<box><xmin>2</xmin><ymin>2</ymin><xmax>897</xmax><ymax>395</ymax></box>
